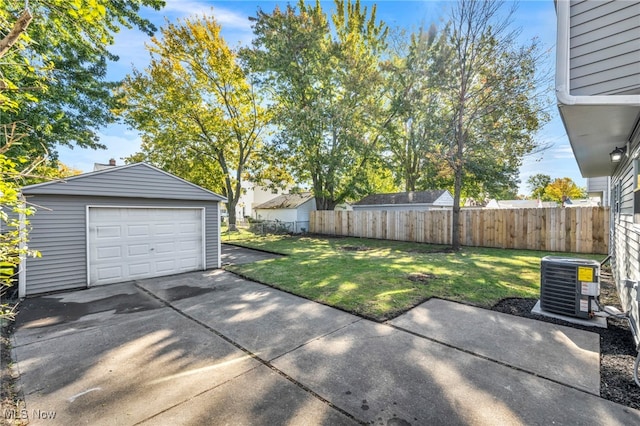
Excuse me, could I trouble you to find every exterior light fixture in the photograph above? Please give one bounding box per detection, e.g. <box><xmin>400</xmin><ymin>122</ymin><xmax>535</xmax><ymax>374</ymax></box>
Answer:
<box><xmin>610</xmin><ymin>146</ymin><xmax>626</xmax><ymax>163</ymax></box>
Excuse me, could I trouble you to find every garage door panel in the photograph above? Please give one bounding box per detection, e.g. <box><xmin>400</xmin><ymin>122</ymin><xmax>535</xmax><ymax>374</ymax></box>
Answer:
<box><xmin>126</xmin><ymin>208</ymin><xmax>154</xmax><ymax>219</ymax></box>
<box><xmin>89</xmin><ymin>207</ymin><xmax>204</xmax><ymax>286</ymax></box>
<box><xmin>96</xmin><ymin>226</ymin><xmax>121</xmax><ymax>239</ymax></box>
<box><xmin>155</xmin><ymin>242</ymin><xmax>176</xmax><ymax>254</ymax></box>
<box><xmin>178</xmin><ymin>240</ymin><xmax>199</xmax><ymax>251</ymax></box>
<box><xmin>128</xmin><ymin>263</ymin><xmax>151</xmax><ymax>276</ymax></box>
<box><xmin>97</xmin><ymin>266</ymin><xmax>124</xmax><ymax>281</ymax></box>
<box><xmin>155</xmin><ymin>224</ymin><xmax>175</xmax><ymax>236</ymax></box>
<box><xmin>178</xmin><ymin>223</ymin><xmax>199</xmax><ymax>234</ymax></box>
<box><xmin>156</xmin><ymin>260</ymin><xmax>178</xmax><ymax>273</ymax></box>
<box><xmin>94</xmin><ymin>209</ymin><xmax>122</xmax><ymax>220</ymax></box>
<box><xmin>96</xmin><ymin>246</ymin><xmax>122</xmax><ymax>260</ymax></box>
<box><xmin>128</xmin><ymin>244</ymin><xmax>150</xmax><ymax>256</ymax></box>
<box><xmin>127</xmin><ymin>224</ymin><xmax>150</xmax><ymax>237</ymax></box>
<box><xmin>180</xmin><ymin>258</ymin><xmax>199</xmax><ymax>269</ymax></box>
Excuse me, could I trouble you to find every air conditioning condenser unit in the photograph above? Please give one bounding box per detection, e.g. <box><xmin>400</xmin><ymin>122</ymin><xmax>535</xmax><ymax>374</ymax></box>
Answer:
<box><xmin>540</xmin><ymin>256</ymin><xmax>600</xmax><ymax>319</ymax></box>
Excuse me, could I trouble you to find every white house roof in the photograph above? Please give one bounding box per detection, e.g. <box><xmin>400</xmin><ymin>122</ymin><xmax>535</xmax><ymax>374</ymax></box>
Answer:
<box><xmin>486</xmin><ymin>199</ymin><xmax>558</xmax><ymax>209</ymax></box>
<box><xmin>21</xmin><ymin>162</ymin><xmax>227</xmax><ymax>202</ymax></box>
<box><xmin>354</xmin><ymin>190</ymin><xmax>452</xmax><ymax>206</ymax></box>
<box><xmin>254</xmin><ymin>192</ymin><xmax>314</xmax><ymax>209</ymax></box>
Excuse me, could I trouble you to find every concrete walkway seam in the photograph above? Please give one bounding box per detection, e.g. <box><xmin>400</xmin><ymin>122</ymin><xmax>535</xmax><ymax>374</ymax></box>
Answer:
<box><xmin>386</xmin><ymin>321</ymin><xmax>600</xmax><ymax>398</ymax></box>
<box><xmin>132</xmin><ymin>364</ymin><xmax>265</xmax><ymax>425</ymax></box>
<box><xmin>133</xmin><ymin>282</ymin><xmax>367</xmax><ymax>426</ymax></box>
<box><xmin>267</xmin><ymin>317</ymin><xmax>364</xmax><ymax>363</ymax></box>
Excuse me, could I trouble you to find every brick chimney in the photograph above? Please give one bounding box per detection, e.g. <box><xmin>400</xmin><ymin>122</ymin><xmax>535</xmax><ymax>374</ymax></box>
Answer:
<box><xmin>109</xmin><ymin>158</ymin><xmax>116</xmax><ymax>166</ymax></box>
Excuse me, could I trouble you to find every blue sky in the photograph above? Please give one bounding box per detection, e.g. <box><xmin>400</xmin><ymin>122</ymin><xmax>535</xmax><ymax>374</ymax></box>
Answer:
<box><xmin>55</xmin><ymin>0</ymin><xmax>585</xmax><ymax>195</ymax></box>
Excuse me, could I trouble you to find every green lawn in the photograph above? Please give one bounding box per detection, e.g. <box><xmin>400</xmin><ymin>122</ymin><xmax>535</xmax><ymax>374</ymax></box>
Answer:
<box><xmin>224</xmin><ymin>234</ymin><xmax>603</xmax><ymax>321</ymax></box>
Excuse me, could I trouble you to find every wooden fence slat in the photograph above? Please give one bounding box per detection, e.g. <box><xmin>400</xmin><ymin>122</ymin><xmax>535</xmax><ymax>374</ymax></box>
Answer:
<box><xmin>309</xmin><ymin>207</ymin><xmax>608</xmax><ymax>254</ymax></box>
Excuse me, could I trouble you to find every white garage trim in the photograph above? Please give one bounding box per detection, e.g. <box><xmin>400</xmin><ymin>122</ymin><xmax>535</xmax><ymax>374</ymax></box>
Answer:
<box><xmin>217</xmin><ymin>202</ymin><xmax>222</xmax><ymax>268</ymax></box>
<box><xmin>18</xmin><ymin>202</ymin><xmax>27</xmax><ymax>299</ymax></box>
<box><xmin>86</xmin><ymin>206</ymin><xmax>206</xmax><ymax>287</ymax></box>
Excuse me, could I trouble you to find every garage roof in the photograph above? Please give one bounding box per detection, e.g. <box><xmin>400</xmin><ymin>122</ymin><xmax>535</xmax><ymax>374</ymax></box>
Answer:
<box><xmin>354</xmin><ymin>190</ymin><xmax>450</xmax><ymax>206</ymax></box>
<box><xmin>21</xmin><ymin>163</ymin><xmax>227</xmax><ymax>202</ymax></box>
<box><xmin>254</xmin><ymin>192</ymin><xmax>314</xmax><ymax>209</ymax></box>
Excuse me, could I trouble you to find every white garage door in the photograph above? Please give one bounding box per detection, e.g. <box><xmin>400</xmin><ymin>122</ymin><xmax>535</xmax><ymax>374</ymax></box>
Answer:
<box><xmin>88</xmin><ymin>207</ymin><xmax>205</xmax><ymax>286</ymax></box>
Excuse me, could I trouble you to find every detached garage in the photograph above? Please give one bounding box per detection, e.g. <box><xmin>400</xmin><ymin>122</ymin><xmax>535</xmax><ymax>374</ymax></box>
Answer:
<box><xmin>19</xmin><ymin>163</ymin><xmax>226</xmax><ymax>297</ymax></box>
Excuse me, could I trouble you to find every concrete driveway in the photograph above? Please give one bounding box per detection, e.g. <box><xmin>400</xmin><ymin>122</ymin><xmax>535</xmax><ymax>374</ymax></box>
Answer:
<box><xmin>10</xmin><ymin>246</ymin><xmax>640</xmax><ymax>425</ymax></box>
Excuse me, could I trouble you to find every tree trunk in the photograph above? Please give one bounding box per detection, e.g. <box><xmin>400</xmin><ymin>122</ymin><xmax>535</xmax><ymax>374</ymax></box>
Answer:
<box><xmin>316</xmin><ymin>195</ymin><xmax>337</xmax><ymax>211</ymax></box>
<box><xmin>451</xmin><ymin>166</ymin><xmax>463</xmax><ymax>251</ymax></box>
<box><xmin>227</xmin><ymin>202</ymin><xmax>238</xmax><ymax>232</ymax></box>
<box><xmin>224</xmin><ymin>176</ymin><xmax>238</xmax><ymax>232</ymax></box>
<box><xmin>451</xmin><ymin>97</ymin><xmax>466</xmax><ymax>251</ymax></box>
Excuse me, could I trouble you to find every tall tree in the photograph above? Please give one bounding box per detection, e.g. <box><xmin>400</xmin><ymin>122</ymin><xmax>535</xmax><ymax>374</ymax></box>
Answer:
<box><xmin>435</xmin><ymin>0</ymin><xmax>549</xmax><ymax>250</ymax></box>
<box><xmin>527</xmin><ymin>173</ymin><xmax>552</xmax><ymax>200</ymax></box>
<box><xmin>245</xmin><ymin>0</ymin><xmax>393</xmax><ymax>210</ymax></box>
<box><xmin>1</xmin><ymin>0</ymin><xmax>164</xmax><ymax>159</ymax></box>
<box><xmin>385</xmin><ymin>25</ymin><xmax>448</xmax><ymax>192</ymax></box>
<box><xmin>118</xmin><ymin>15</ymin><xmax>270</xmax><ymax>230</ymax></box>
<box><xmin>1</xmin><ymin>1</ymin><xmax>163</xmax><ymax>318</ymax></box>
<box><xmin>544</xmin><ymin>177</ymin><xmax>586</xmax><ymax>203</ymax></box>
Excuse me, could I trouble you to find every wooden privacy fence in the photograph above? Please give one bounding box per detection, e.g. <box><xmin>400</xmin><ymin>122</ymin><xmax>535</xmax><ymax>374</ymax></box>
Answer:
<box><xmin>310</xmin><ymin>207</ymin><xmax>610</xmax><ymax>254</ymax></box>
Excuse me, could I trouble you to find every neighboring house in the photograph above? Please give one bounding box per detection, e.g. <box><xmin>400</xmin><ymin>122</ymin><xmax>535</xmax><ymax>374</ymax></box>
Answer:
<box><xmin>236</xmin><ymin>181</ymin><xmax>290</xmax><ymax>220</ymax></box>
<box><xmin>352</xmin><ymin>190</ymin><xmax>454</xmax><ymax>212</ymax></box>
<box><xmin>334</xmin><ymin>202</ymin><xmax>353</xmax><ymax>211</ymax></box>
<box><xmin>485</xmin><ymin>199</ymin><xmax>558</xmax><ymax>209</ymax></box>
<box><xmin>93</xmin><ymin>158</ymin><xmax>117</xmax><ymax>171</ymax></box>
<box><xmin>564</xmin><ymin>198</ymin><xmax>600</xmax><ymax>208</ymax></box>
<box><xmin>586</xmin><ymin>176</ymin><xmax>611</xmax><ymax>206</ymax></box>
<box><xmin>254</xmin><ymin>192</ymin><xmax>316</xmax><ymax>233</ymax></box>
<box><xmin>19</xmin><ymin>163</ymin><xmax>226</xmax><ymax>298</ymax></box>
<box><xmin>555</xmin><ymin>1</ymin><xmax>640</xmax><ymax>344</ymax></box>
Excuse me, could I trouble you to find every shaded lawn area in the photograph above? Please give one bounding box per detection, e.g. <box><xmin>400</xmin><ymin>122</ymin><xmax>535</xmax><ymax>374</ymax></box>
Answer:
<box><xmin>224</xmin><ymin>235</ymin><xmax>603</xmax><ymax>321</ymax></box>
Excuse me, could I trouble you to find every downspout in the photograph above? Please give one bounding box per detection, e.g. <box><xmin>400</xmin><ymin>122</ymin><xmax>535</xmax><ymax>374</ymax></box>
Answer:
<box><xmin>555</xmin><ymin>0</ymin><xmax>640</xmax><ymax>107</ymax></box>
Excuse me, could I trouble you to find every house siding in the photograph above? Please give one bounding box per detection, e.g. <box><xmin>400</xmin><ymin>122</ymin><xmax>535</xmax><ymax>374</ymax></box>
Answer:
<box><xmin>23</xmin><ymin>163</ymin><xmax>224</xmax><ymax>201</ymax></box>
<box><xmin>611</xmin><ymin>129</ymin><xmax>640</xmax><ymax>344</ymax></box>
<box><xmin>23</xmin><ymin>195</ymin><xmax>220</xmax><ymax>296</ymax></box>
<box><xmin>587</xmin><ymin>176</ymin><xmax>608</xmax><ymax>193</ymax></box>
<box><xmin>255</xmin><ymin>208</ymin><xmax>298</xmax><ymax>222</ymax></box>
<box><xmin>433</xmin><ymin>192</ymin><xmax>454</xmax><ymax>207</ymax></box>
<box><xmin>569</xmin><ymin>0</ymin><xmax>640</xmax><ymax>96</ymax></box>
<box><xmin>587</xmin><ymin>176</ymin><xmax>610</xmax><ymax>206</ymax></box>
<box><xmin>295</xmin><ymin>199</ymin><xmax>317</xmax><ymax>222</ymax></box>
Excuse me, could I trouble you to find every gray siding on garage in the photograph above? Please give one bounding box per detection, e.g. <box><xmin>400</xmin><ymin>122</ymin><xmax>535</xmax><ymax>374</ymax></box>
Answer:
<box><xmin>569</xmin><ymin>0</ymin><xmax>640</xmax><ymax>96</ymax></box>
<box><xmin>23</xmin><ymin>163</ymin><xmax>225</xmax><ymax>201</ymax></box>
<box><xmin>22</xmin><ymin>195</ymin><xmax>220</xmax><ymax>296</ymax></box>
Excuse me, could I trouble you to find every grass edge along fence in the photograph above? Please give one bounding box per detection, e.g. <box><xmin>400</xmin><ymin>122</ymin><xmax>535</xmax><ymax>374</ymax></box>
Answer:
<box><xmin>310</xmin><ymin>207</ymin><xmax>609</xmax><ymax>255</ymax></box>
